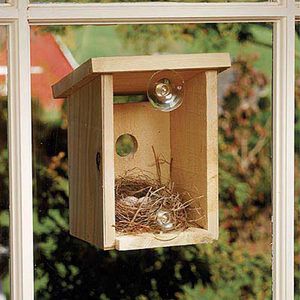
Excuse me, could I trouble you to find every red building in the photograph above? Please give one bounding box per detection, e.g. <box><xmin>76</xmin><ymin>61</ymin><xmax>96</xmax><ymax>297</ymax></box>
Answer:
<box><xmin>0</xmin><ymin>29</ymin><xmax>77</xmax><ymax>111</ymax></box>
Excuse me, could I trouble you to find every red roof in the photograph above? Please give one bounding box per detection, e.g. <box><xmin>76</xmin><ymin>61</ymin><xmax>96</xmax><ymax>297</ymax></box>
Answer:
<box><xmin>0</xmin><ymin>29</ymin><xmax>74</xmax><ymax>111</ymax></box>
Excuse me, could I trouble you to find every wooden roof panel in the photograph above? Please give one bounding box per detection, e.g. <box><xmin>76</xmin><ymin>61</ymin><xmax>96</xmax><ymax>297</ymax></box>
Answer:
<box><xmin>52</xmin><ymin>53</ymin><xmax>231</xmax><ymax>98</ymax></box>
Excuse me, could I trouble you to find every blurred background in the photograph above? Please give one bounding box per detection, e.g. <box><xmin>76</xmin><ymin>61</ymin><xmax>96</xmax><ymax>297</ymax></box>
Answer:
<box><xmin>0</xmin><ymin>22</ymin><xmax>298</xmax><ymax>299</ymax></box>
<box><xmin>0</xmin><ymin>25</ymin><xmax>9</xmax><ymax>300</ymax></box>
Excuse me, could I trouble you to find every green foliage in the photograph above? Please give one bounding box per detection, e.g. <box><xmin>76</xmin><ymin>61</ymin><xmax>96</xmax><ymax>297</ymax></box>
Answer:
<box><xmin>296</xmin><ymin>78</ymin><xmax>300</xmax><ymax>155</ymax></box>
<box><xmin>116</xmin><ymin>23</ymin><xmax>262</xmax><ymax>54</ymax></box>
<box><xmin>58</xmin><ymin>23</ymin><xmax>272</xmax><ymax>77</ymax></box>
<box><xmin>178</xmin><ymin>238</ymin><xmax>271</xmax><ymax>300</ymax></box>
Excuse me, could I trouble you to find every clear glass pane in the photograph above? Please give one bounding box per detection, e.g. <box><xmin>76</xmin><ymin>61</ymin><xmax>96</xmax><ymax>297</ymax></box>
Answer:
<box><xmin>0</xmin><ymin>26</ymin><xmax>9</xmax><ymax>299</ymax></box>
<box><xmin>295</xmin><ymin>23</ymin><xmax>300</xmax><ymax>300</ymax></box>
<box><xmin>32</xmin><ymin>23</ymin><xmax>273</xmax><ymax>298</ymax></box>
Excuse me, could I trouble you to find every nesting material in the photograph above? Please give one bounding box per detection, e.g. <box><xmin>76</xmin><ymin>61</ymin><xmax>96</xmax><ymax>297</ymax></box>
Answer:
<box><xmin>115</xmin><ymin>169</ymin><xmax>204</xmax><ymax>235</ymax></box>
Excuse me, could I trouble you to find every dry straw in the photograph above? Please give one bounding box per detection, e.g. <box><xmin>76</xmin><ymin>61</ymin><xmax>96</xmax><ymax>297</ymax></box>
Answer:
<box><xmin>115</xmin><ymin>148</ymin><xmax>204</xmax><ymax>235</ymax></box>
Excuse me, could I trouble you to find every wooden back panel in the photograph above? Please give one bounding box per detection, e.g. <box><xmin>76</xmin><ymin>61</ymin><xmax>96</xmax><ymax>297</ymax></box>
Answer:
<box><xmin>68</xmin><ymin>75</ymin><xmax>115</xmax><ymax>249</ymax></box>
<box><xmin>114</xmin><ymin>102</ymin><xmax>171</xmax><ymax>183</ymax></box>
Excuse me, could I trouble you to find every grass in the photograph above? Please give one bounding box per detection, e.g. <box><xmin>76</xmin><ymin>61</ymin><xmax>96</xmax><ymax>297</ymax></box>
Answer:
<box><xmin>61</xmin><ymin>26</ymin><xmax>135</xmax><ymax>63</ymax></box>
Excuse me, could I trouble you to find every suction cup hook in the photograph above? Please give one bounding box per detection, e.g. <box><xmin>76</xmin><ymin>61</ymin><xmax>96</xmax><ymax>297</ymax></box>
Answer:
<box><xmin>147</xmin><ymin>69</ymin><xmax>184</xmax><ymax>112</ymax></box>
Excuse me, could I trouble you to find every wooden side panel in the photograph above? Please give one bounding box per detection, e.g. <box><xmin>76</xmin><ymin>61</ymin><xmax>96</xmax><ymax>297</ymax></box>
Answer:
<box><xmin>101</xmin><ymin>75</ymin><xmax>116</xmax><ymax>249</ymax></box>
<box><xmin>170</xmin><ymin>72</ymin><xmax>208</xmax><ymax>230</ymax></box>
<box><xmin>205</xmin><ymin>71</ymin><xmax>219</xmax><ymax>239</ymax></box>
<box><xmin>68</xmin><ymin>75</ymin><xmax>115</xmax><ymax>249</ymax></box>
<box><xmin>114</xmin><ymin>102</ymin><xmax>171</xmax><ymax>183</ymax></box>
<box><xmin>170</xmin><ymin>71</ymin><xmax>218</xmax><ymax>237</ymax></box>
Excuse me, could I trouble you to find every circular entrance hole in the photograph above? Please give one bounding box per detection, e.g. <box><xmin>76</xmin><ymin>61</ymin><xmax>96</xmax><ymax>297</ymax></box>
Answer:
<box><xmin>116</xmin><ymin>134</ymin><xmax>138</xmax><ymax>157</ymax></box>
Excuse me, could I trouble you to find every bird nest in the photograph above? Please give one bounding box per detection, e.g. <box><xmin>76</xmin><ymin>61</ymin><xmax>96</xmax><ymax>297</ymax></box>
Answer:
<box><xmin>115</xmin><ymin>169</ymin><xmax>204</xmax><ymax>235</ymax></box>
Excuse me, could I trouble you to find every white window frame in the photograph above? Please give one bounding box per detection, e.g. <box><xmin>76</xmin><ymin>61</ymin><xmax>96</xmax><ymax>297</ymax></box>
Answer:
<box><xmin>0</xmin><ymin>0</ymin><xmax>296</xmax><ymax>298</ymax></box>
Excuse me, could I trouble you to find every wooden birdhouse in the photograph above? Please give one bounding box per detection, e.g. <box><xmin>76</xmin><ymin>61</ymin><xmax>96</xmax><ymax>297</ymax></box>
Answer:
<box><xmin>52</xmin><ymin>53</ymin><xmax>231</xmax><ymax>251</ymax></box>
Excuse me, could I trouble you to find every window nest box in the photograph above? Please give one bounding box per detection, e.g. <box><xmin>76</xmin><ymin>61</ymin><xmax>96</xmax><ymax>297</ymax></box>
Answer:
<box><xmin>52</xmin><ymin>53</ymin><xmax>231</xmax><ymax>251</ymax></box>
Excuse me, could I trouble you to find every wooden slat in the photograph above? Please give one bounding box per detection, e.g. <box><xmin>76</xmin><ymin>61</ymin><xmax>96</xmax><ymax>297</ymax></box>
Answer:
<box><xmin>101</xmin><ymin>75</ymin><xmax>116</xmax><ymax>249</ymax></box>
<box><xmin>92</xmin><ymin>53</ymin><xmax>230</xmax><ymax>73</ymax></box>
<box><xmin>205</xmin><ymin>71</ymin><xmax>219</xmax><ymax>239</ymax></box>
<box><xmin>114</xmin><ymin>102</ymin><xmax>171</xmax><ymax>182</ymax></box>
<box><xmin>52</xmin><ymin>53</ymin><xmax>231</xmax><ymax>98</ymax></box>
<box><xmin>116</xmin><ymin>228</ymin><xmax>213</xmax><ymax>251</ymax></box>
<box><xmin>68</xmin><ymin>75</ymin><xmax>115</xmax><ymax>249</ymax></box>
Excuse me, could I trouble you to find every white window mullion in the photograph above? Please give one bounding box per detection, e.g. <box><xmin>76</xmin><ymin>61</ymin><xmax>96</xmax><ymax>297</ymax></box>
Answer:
<box><xmin>8</xmin><ymin>10</ymin><xmax>34</xmax><ymax>300</ymax></box>
<box><xmin>0</xmin><ymin>7</ymin><xmax>18</xmax><ymax>21</ymax></box>
<box><xmin>273</xmin><ymin>15</ymin><xmax>295</xmax><ymax>300</ymax></box>
<box><xmin>27</xmin><ymin>3</ymin><xmax>285</xmax><ymax>24</ymax></box>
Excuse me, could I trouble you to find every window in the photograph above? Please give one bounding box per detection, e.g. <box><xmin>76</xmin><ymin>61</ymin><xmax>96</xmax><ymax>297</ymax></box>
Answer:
<box><xmin>0</xmin><ymin>0</ymin><xmax>296</xmax><ymax>299</ymax></box>
<box><xmin>31</xmin><ymin>24</ymin><xmax>273</xmax><ymax>298</ymax></box>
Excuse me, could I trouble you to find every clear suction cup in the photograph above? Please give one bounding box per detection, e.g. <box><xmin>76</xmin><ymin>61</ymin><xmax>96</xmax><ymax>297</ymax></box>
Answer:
<box><xmin>153</xmin><ymin>209</ymin><xmax>179</xmax><ymax>241</ymax></box>
<box><xmin>156</xmin><ymin>209</ymin><xmax>174</xmax><ymax>232</ymax></box>
<box><xmin>147</xmin><ymin>69</ymin><xmax>184</xmax><ymax>112</ymax></box>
